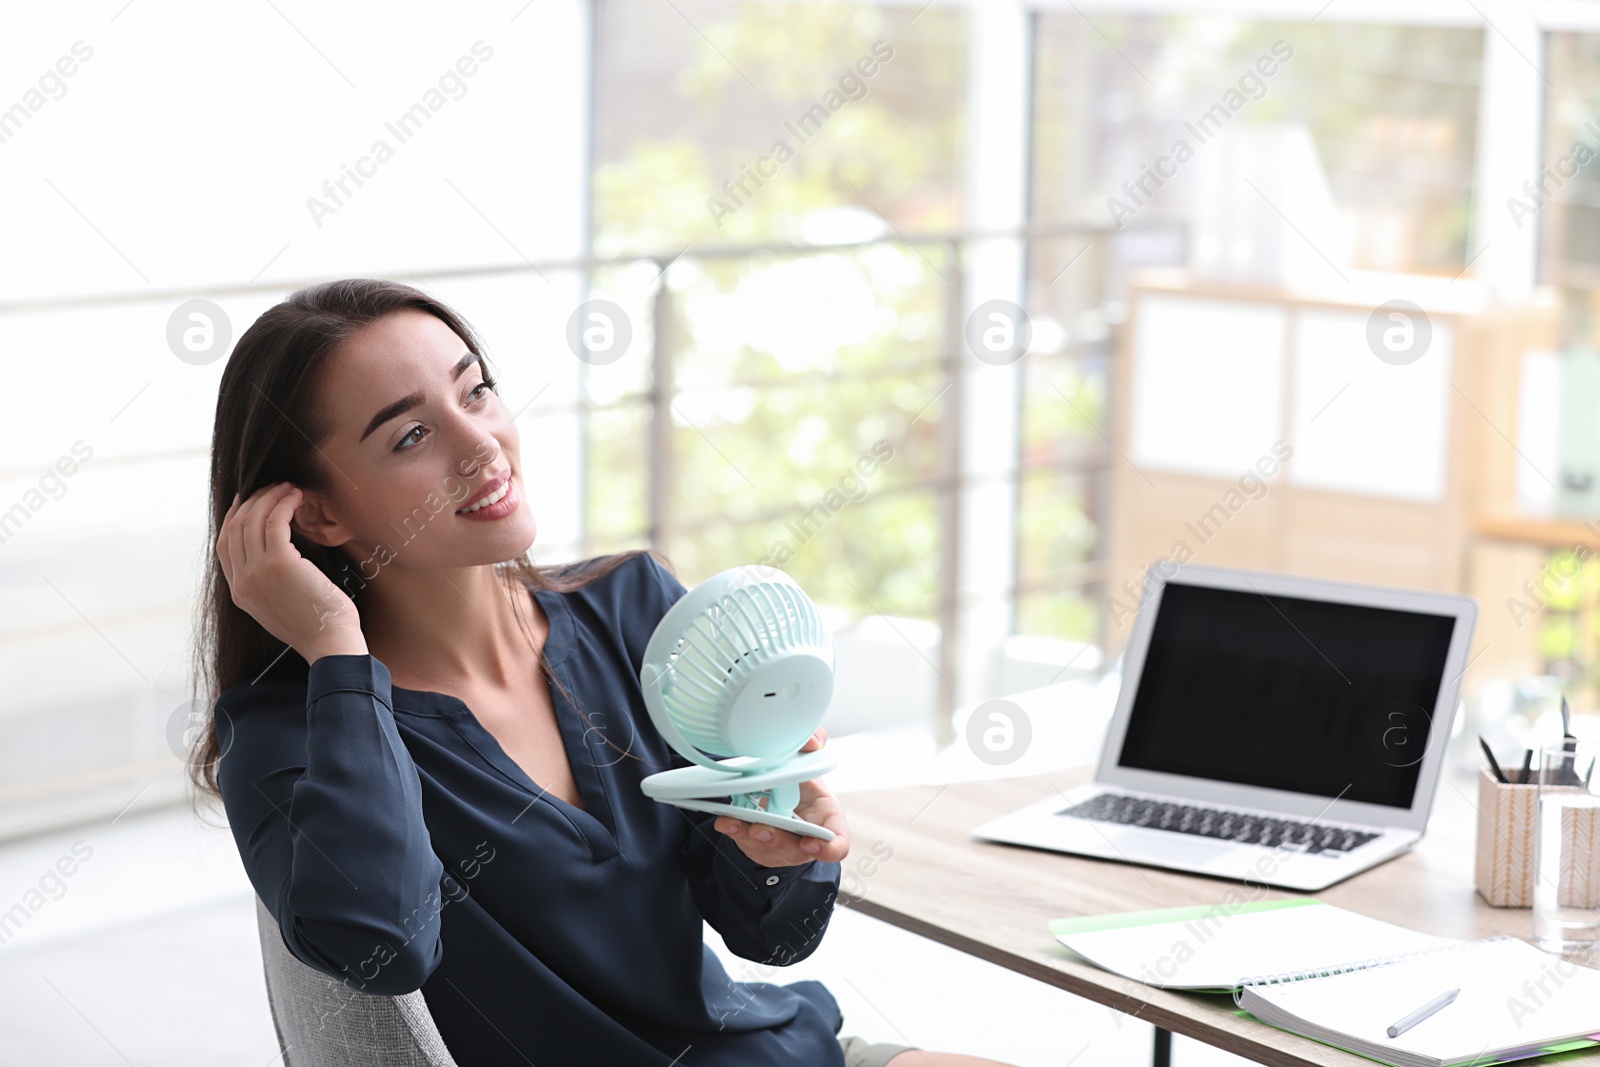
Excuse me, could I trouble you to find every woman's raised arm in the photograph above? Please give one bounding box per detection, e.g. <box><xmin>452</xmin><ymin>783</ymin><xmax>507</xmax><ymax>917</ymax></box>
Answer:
<box><xmin>214</xmin><ymin>482</ymin><xmax>448</xmax><ymax>995</ymax></box>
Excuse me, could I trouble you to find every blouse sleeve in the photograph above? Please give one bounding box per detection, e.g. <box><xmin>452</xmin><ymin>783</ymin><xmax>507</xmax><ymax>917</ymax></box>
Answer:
<box><xmin>216</xmin><ymin>653</ymin><xmax>449</xmax><ymax>996</ymax></box>
<box><xmin>679</xmin><ymin>812</ymin><xmax>844</xmax><ymax>966</ymax></box>
<box><xmin>638</xmin><ymin>553</ymin><xmax>845</xmax><ymax>965</ymax></box>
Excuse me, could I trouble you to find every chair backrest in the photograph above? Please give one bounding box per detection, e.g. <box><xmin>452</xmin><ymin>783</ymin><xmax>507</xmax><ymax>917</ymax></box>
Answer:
<box><xmin>253</xmin><ymin>894</ymin><xmax>459</xmax><ymax>1067</ymax></box>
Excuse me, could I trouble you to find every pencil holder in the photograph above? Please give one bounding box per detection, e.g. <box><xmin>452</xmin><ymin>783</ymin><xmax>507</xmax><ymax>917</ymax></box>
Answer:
<box><xmin>1552</xmin><ymin>797</ymin><xmax>1600</xmax><ymax>909</ymax></box>
<box><xmin>1475</xmin><ymin>766</ymin><xmax>1537</xmax><ymax>907</ymax></box>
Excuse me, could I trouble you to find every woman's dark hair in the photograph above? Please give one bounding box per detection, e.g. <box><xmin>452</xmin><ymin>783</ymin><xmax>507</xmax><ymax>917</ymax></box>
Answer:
<box><xmin>187</xmin><ymin>278</ymin><xmax>668</xmax><ymax>811</ymax></box>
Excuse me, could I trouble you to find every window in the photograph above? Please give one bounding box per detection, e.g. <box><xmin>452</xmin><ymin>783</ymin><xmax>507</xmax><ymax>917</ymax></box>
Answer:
<box><xmin>1015</xmin><ymin>13</ymin><xmax>1484</xmax><ymax>644</ymax></box>
<box><xmin>588</xmin><ymin>0</ymin><xmax>968</xmax><ymax>619</ymax></box>
<box><xmin>1540</xmin><ymin>33</ymin><xmax>1600</xmax><ymax>289</ymax></box>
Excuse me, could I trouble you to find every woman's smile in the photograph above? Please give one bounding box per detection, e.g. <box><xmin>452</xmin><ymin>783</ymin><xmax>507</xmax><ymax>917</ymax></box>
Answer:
<box><xmin>456</xmin><ymin>473</ymin><xmax>519</xmax><ymax>520</ymax></box>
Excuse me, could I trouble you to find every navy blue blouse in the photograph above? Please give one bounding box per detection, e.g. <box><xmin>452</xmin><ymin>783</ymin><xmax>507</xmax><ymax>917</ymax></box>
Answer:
<box><xmin>216</xmin><ymin>553</ymin><xmax>847</xmax><ymax>1066</ymax></box>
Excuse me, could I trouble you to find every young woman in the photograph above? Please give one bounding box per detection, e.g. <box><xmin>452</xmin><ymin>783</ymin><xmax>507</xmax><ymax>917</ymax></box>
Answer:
<box><xmin>191</xmin><ymin>279</ymin><xmax>1014</xmax><ymax>1067</ymax></box>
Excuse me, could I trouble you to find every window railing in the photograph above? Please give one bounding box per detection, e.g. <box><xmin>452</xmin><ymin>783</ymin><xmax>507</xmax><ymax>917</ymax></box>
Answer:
<box><xmin>0</xmin><ymin>218</ymin><xmax>1179</xmax><ymax>835</ymax></box>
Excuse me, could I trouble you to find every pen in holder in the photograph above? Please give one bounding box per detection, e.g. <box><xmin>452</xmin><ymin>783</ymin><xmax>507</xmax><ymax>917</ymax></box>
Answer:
<box><xmin>1475</xmin><ymin>766</ymin><xmax>1537</xmax><ymax>907</ymax></box>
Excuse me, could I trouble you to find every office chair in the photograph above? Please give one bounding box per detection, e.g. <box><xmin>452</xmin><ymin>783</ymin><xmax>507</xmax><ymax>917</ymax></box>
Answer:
<box><xmin>253</xmin><ymin>895</ymin><xmax>459</xmax><ymax>1067</ymax></box>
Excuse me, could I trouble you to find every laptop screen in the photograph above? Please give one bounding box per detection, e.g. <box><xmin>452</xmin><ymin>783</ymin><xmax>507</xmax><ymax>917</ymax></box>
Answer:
<box><xmin>1116</xmin><ymin>581</ymin><xmax>1458</xmax><ymax>809</ymax></box>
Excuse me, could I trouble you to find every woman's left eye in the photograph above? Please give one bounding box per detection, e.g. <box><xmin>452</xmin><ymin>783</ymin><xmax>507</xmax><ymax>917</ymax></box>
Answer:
<box><xmin>393</xmin><ymin>382</ymin><xmax>496</xmax><ymax>452</ymax></box>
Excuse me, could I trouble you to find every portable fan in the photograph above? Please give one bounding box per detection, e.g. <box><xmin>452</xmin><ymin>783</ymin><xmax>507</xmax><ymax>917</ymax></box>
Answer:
<box><xmin>638</xmin><ymin>565</ymin><xmax>838</xmax><ymax>841</ymax></box>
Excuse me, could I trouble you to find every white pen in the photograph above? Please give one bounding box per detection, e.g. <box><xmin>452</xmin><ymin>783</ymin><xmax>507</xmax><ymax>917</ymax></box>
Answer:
<box><xmin>1386</xmin><ymin>988</ymin><xmax>1461</xmax><ymax>1039</ymax></box>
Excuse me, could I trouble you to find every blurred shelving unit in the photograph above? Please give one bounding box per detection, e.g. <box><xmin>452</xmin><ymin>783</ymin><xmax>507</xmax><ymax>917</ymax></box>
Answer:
<box><xmin>1103</xmin><ymin>269</ymin><xmax>1560</xmax><ymax>713</ymax></box>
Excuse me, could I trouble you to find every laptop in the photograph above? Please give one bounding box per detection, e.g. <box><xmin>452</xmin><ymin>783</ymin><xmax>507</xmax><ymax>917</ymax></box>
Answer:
<box><xmin>972</xmin><ymin>562</ymin><xmax>1479</xmax><ymax>891</ymax></box>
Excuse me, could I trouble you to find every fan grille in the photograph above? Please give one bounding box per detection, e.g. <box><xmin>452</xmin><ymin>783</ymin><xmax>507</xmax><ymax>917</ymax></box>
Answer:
<box><xmin>660</xmin><ymin>578</ymin><xmax>828</xmax><ymax>755</ymax></box>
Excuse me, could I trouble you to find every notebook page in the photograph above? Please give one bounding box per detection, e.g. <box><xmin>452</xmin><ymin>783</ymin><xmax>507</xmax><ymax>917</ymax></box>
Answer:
<box><xmin>1247</xmin><ymin>938</ymin><xmax>1600</xmax><ymax>1064</ymax></box>
<box><xmin>1056</xmin><ymin>901</ymin><xmax>1460</xmax><ymax>990</ymax></box>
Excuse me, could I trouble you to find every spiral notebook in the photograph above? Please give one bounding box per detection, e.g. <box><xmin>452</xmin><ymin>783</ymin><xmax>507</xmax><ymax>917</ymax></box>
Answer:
<box><xmin>1049</xmin><ymin>900</ymin><xmax>1600</xmax><ymax>1067</ymax></box>
<box><xmin>1049</xmin><ymin>899</ymin><xmax>1460</xmax><ymax>992</ymax></box>
<box><xmin>1237</xmin><ymin>935</ymin><xmax>1600</xmax><ymax>1067</ymax></box>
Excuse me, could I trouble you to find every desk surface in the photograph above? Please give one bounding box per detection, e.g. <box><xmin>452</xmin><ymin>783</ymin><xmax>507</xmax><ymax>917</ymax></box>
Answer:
<box><xmin>837</xmin><ymin>766</ymin><xmax>1599</xmax><ymax>1067</ymax></box>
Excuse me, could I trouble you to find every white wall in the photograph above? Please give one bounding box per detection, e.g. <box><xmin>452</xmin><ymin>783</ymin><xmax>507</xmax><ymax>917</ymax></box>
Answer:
<box><xmin>0</xmin><ymin>1</ymin><xmax>593</xmax><ymax>834</ymax></box>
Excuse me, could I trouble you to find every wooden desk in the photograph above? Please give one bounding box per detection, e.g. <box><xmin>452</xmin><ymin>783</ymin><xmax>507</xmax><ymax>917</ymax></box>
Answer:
<box><xmin>836</xmin><ymin>765</ymin><xmax>1598</xmax><ymax>1067</ymax></box>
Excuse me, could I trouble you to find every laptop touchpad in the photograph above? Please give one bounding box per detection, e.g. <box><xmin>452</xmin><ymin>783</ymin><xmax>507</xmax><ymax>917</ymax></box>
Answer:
<box><xmin>1108</xmin><ymin>829</ymin><xmax>1240</xmax><ymax>865</ymax></box>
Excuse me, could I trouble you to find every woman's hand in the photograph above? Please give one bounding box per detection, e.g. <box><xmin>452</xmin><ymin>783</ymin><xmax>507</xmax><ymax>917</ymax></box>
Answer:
<box><xmin>712</xmin><ymin>727</ymin><xmax>850</xmax><ymax>867</ymax></box>
<box><xmin>216</xmin><ymin>482</ymin><xmax>366</xmax><ymax>664</ymax></box>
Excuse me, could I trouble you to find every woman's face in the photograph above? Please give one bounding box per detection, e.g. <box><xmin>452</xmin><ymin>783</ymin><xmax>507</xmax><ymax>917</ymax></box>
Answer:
<box><xmin>292</xmin><ymin>308</ymin><xmax>536</xmax><ymax>574</ymax></box>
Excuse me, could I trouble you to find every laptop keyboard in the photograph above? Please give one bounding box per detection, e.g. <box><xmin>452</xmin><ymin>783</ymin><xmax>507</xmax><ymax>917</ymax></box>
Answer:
<box><xmin>1056</xmin><ymin>793</ymin><xmax>1381</xmax><ymax>855</ymax></box>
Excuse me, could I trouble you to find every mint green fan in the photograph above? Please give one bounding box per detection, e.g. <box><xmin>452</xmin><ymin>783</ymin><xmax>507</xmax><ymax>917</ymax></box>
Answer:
<box><xmin>639</xmin><ymin>565</ymin><xmax>837</xmax><ymax>841</ymax></box>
